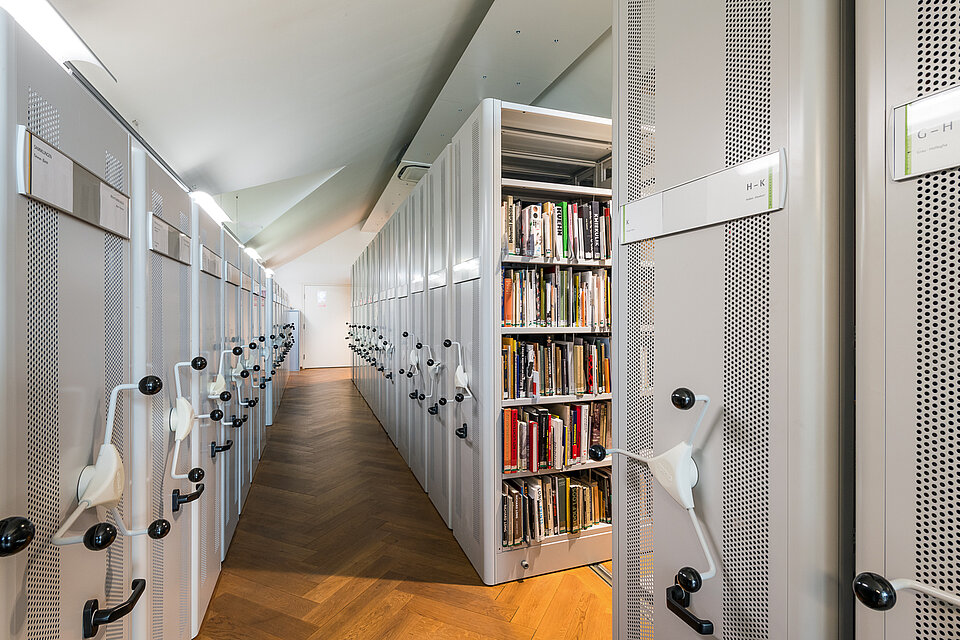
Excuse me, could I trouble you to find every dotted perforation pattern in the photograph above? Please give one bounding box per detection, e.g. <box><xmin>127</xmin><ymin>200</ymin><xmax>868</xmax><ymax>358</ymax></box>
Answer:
<box><xmin>625</xmin><ymin>241</ymin><xmax>655</xmax><ymax>639</ymax></box>
<box><xmin>26</xmin><ymin>200</ymin><xmax>61</xmax><ymax>640</ymax></box>
<box><xmin>915</xmin><ymin>3</ymin><xmax>960</xmax><ymax>635</ymax></box>
<box><xmin>626</xmin><ymin>0</ymin><xmax>656</xmax><ymax>202</ymax></box>
<box><xmin>104</xmin><ymin>231</ymin><xmax>128</xmax><ymax>640</ymax></box>
<box><xmin>27</xmin><ymin>89</ymin><xmax>60</xmax><ymax>146</ymax></box>
<box><xmin>724</xmin><ymin>0</ymin><xmax>772</xmax><ymax>166</ymax></box>
<box><xmin>150</xmin><ymin>252</ymin><xmax>166</xmax><ymax>640</ymax></box>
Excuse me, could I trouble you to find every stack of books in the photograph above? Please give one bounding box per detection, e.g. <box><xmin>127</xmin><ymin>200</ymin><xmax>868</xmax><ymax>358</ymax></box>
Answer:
<box><xmin>501</xmin><ymin>336</ymin><xmax>611</xmax><ymax>399</ymax></box>
<box><xmin>502</xmin><ymin>267</ymin><xmax>611</xmax><ymax>329</ymax></box>
<box><xmin>501</xmin><ymin>197</ymin><xmax>612</xmax><ymax>260</ymax></box>
<box><xmin>502</xmin><ymin>402</ymin><xmax>611</xmax><ymax>473</ymax></box>
<box><xmin>502</xmin><ymin>469</ymin><xmax>612</xmax><ymax>546</ymax></box>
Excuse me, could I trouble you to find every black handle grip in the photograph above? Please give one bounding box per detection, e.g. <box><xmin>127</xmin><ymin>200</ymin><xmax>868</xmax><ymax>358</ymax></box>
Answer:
<box><xmin>426</xmin><ymin>359</ymin><xmax>435</xmax><ymax>367</ymax></box>
<box><xmin>0</xmin><ymin>516</ymin><xmax>35</xmax><ymax>557</ymax></box>
<box><xmin>138</xmin><ymin>376</ymin><xmax>162</xmax><ymax>395</ymax></box>
<box><xmin>853</xmin><ymin>572</ymin><xmax>898</xmax><ymax>611</ymax></box>
<box><xmin>219</xmin><ymin>391</ymin><xmax>232</xmax><ymax>402</ymax></box>
<box><xmin>211</xmin><ymin>440</ymin><xmax>234</xmax><ymax>458</ymax></box>
<box><xmin>588</xmin><ymin>445</ymin><xmax>607</xmax><ymax>461</ymax></box>
<box><xmin>438</xmin><ymin>398</ymin><xmax>447</xmax><ymax>405</ymax></box>
<box><xmin>418</xmin><ymin>393</ymin><xmax>425</xmax><ymax>401</ymax></box>
<box><xmin>191</xmin><ymin>356</ymin><xmax>207</xmax><ymax>371</ymax></box>
<box><xmin>671</xmin><ymin>387</ymin><xmax>697</xmax><ymax>410</ymax></box>
<box><xmin>409</xmin><ymin>391</ymin><xmax>418</xmax><ymax>400</ymax></box>
<box><xmin>403</xmin><ymin>332</ymin><xmax>409</xmax><ymax>337</ymax></box>
<box><xmin>456</xmin><ymin>424</ymin><xmax>467</xmax><ymax>439</ymax></box>
<box><xmin>172</xmin><ymin>483</ymin><xmax>205</xmax><ymax>512</ymax></box>
<box><xmin>232</xmin><ymin>346</ymin><xmax>243</xmax><ymax>356</ymax></box>
<box><xmin>416</xmin><ymin>343</ymin><xmax>422</xmax><ymax>349</ymax></box>
<box><xmin>665</xmin><ymin>583</ymin><xmax>713</xmax><ymax>635</ymax></box>
<box><xmin>428</xmin><ymin>403</ymin><xmax>439</xmax><ymax>415</ymax></box>
<box><xmin>443</xmin><ymin>339</ymin><xmax>452</xmax><ymax>348</ymax></box>
<box><xmin>455</xmin><ymin>393</ymin><xmax>464</xmax><ymax>403</ymax></box>
<box><xmin>83</xmin><ymin>579</ymin><xmax>146</xmax><ymax>638</ymax></box>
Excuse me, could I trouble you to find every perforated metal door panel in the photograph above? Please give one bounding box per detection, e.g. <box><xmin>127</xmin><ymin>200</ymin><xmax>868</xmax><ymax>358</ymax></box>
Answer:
<box><xmin>869</xmin><ymin>2</ymin><xmax>960</xmax><ymax>637</ymax></box>
<box><xmin>240</xmin><ymin>291</ymin><xmax>253</xmax><ymax>506</ymax></box>
<box><xmin>409</xmin><ymin>292</ymin><xmax>429</xmax><ymax>492</ymax></box>
<box><xmin>426</xmin><ymin>284</ymin><xmax>453</xmax><ymax>528</ymax></box>
<box><xmin>397</xmin><ymin>296</ymin><xmax>411</xmax><ymax>464</ymax></box>
<box><xmin>221</xmin><ymin>281</ymin><xmax>240</xmax><ymax>552</ymax></box>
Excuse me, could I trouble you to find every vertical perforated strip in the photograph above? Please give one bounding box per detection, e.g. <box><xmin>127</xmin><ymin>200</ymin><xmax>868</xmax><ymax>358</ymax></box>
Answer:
<box><xmin>914</xmin><ymin>3</ymin><xmax>960</xmax><ymax>636</ymax></box>
<box><xmin>625</xmin><ymin>242</ymin><xmax>655</xmax><ymax>639</ymax></box>
<box><xmin>26</xmin><ymin>201</ymin><xmax>60</xmax><ymax>640</ymax></box>
<box><xmin>26</xmin><ymin>90</ymin><xmax>61</xmax><ymax>640</ymax></box>
<box><xmin>104</xmin><ymin>232</ymin><xmax>127</xmax><ymax>640</ymax></box>
<box><xmin>723</xmin><ymin>1</ymin><xmax>772</xmax><ymax>638</ymax></box>
<box><xmin>471</xmin><ymin>281</ymin><xmax>481</xmax><ymax>544</ymax></box>
<box><xmin>150</xmin><ymin>252</ymin><xmax>165</xmax><ymax>640</ymax></box>
<box><xmin>625</xmin><ymin>0</ymin><xmax>656</xmax><ymax>636</ymax></box>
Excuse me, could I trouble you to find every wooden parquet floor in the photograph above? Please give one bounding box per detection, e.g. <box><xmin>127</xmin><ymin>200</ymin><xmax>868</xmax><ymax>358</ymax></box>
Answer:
<box><xmin>198</xmin><ymin>367</ymin><xmax>613</xmax><ymax>640</ymax></box>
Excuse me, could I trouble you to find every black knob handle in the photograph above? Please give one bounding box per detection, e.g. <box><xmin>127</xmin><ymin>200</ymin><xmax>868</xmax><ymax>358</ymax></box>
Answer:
<box><xmin>271</xmin><ymin>370</ymin><xmax>276</xmax><ymax>375</ymax></box>
<box><xmin>455</xmin><ymin>393</ymin><xmax>465</xmax><ymax>403</ymax></box>
<box><xmin>83</xmin><ymin>579</ymin><xmax>146</xmax><ymax>638</ymax></box>
<box><xmin>187</xmin><ymin>468</ymin><xmax>205</xmax><ymax>483</ymax></box>
<box><xmin>588</xmin><ymin>445</ymin><xmax>607</xmax><ymax>462</ymax></box>
<box><xmin>240</xmin><ymin>370</ymin><xmax>250</xmax><ymax>379</ymax></box>
<box><xmin>418</xmin><ymin>393</ymin><xmax>425</xmax><ymax>401</ymax></box>
<box><xmin>399</xmin><ymin>368</ymin><xmax>405</xmax><ymax>374</ymax></box>
<box><xmin>409</xmin><ymin>391</ymin><xmax>417</xmax><ymax>400</ymax></box>
<box><xmin>259</xmin><ymin>336</ymin><xmax>266</xmax><ymax>342</ymax></box>
<box><xmin>270</xmin><ymin>334</ymin><xmax>276</xmax><ymax>340</ymax></box>
<box><xmin>147</xmin><ymin>519</ymin><xmax>171</xmax><ymax>540</ymax></box>
<box><xmin>406</xmin><ymin>372</ymin><xmax>413</xmax><ymax>378</ymax></box>
<box><xmin>219</xmin><ymin>391</ymin><xmax>232</xmax><ymax>402</ymax></box>
<box><xmin>249</xmin><ymin>342</ymin><xmax>258</xmax><ymax>350</ymax></box>
<box><xmin>439</xmin><ymin>398</ymin><xmax>447</xmax><ymax>405</ymax></box>
<box><xmin>853</xmin><ymin>572</ymin><xmax>898</xmax><ymax>611</ymax></box>
<box><xmin>443</xmin><ymin>339</ymin><xmax>452</xmax><ymax>348</ymax></box>
<box><xmin>665</xmin><ymin>584</ymin><xmax>713</xmax><ymax>635</ymax></box>
<box><xmin>138</xmin><ymin>376</ymin><xmax>162</xmax><ymax>395</ymax></box>
<box><xmin>676</xmin><ymin>567</ymin><xmax>702</xmax><ymax>593</ymax></box>
<box><xmin>211</xmin><ymin>440</ymin><xmax>234</xmax><ymax>458</ymax></box>
<box><xmin>232</xmin><ymin>346</ymin><xmax>243</xmax><ymax>356</ymax></box>
<box><xmin>416</xmin><ymin>343</ymin><xmax>422</xmax><ymax>349</ymax></box>
<box><xmin>386</xmin><ymin>373</ymin><xmax>393</xmax><ymax>380</ymax></box>
<box><xmin>671</xmin><ymin>387</ymin><xmax>697</xmax><ymax>410</ymax></box>
<box><xmin>231</xmin><ymin>417</ymin><xmax>242</xmax><ymax>428</ymax></box>
<box><xmin>456</xmin><ymin>424</ymin><xmax>467</xmax><ymax>439</ymax></box>
<box><xmin>259</xmin><ymin>382</ymin><xmax>266</xmax><ymax>389</ymax></box>
<box><xmin>253</xmin><ymin>365</ymin><xmax>261</xmax><ymax>372</ymax></box>
<box><xmin>172</xmin><ymin>483</ymin><xmax>205</xmax><ymax>512</ymax></box>
<box><xmin>403</xmin><ymin>332</ymin><xmax>409</xmax><ymax>337</ymax></box>
<box><xmin>378</xmin><ymin>335</ymin><xmax>383</xmax><ymax>340</ymax></box>
<box><xmin>428</xmin><ymin>404</ymin><xmax>439</xmax><ymax>415</ymax></box>
<box><xmin>0</xmin><ymin>516</ymin><xmax>35</xmax><ymax>557</ymax></box>
<box><xmin>191</xmin><ymin>356</ymin><xmax>207</xmax><ymax>371</ymax></box>
<box><xmin>209</xmin><ymin>409</ymin><xmax>223</xmax><ymax>421</ymax></box>
<box><xmin>83</xmin><ymin>522</ymin><xmax>118</xmax><ymax>551</ymax></box>
<box><xmin>426</xmin><ymin>359</ymin><xmax>434</xmax><ymax>367</ymax></box>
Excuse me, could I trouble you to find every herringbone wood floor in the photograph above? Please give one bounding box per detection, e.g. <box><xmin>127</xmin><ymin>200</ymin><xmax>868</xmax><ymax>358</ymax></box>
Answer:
<box><xmin>198</xmin><ymin>367</ymin><xmax>613</xmax><ymax>640</ymax></box>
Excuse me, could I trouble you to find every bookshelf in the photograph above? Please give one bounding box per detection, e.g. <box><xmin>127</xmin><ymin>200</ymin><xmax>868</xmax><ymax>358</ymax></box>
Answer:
<box><xmin>349</xmin><ymin>99</ymin><xmax>612</xmax><ymax>585</ymax></box>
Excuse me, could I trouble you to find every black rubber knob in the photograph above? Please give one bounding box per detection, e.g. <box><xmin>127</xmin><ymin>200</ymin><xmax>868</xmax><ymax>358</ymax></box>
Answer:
<box><xmin>253</xmin><ymin>365</ymin><xmax>261</xmax><ymax>372</ymax></box>
<box><xmin>240</xmin><ymin>370</ymin><xmax>250</xmax><ymax>379</ymax></box>
<box><xmin>426</xmin><ymin>359</ymin><xmax>435</xmax><ymax>367</ymax></box>
<box><xmin>232</xmin><ymin>346</ymin><xmax>243</xmax><ymax>356</ymax></box>
<box><xmin>418</xmin><ymin>393</ymin><xmax>425</xmax><ymax>401</ymax></box>
<box><xmin>147</xmin><ymin>519</ymin><xmax>172</xmax><ymax>540</ymax></box>
<box><xmin>188</xmin><ymin>468</ymin><xmax>205</xmax><ymax>483</ymax></box>
<box><xmin>259</xmin><ymin>336</ymin><xmax>266</xmax><ymax>342</ymax></box>
<box><xmin>455</xmin><ymin>393</ymin><xmax>464</xmax><ymax>403</ymax></box>
<box><xmin>219</xmin><ymin>391</ymin><xmax>232</xmax><ymax>402</ymax></box>
<box><xmin>138</xmin><ymin>376</ymin><xmax>163</xmax><ymax>395</ymax></box>
<box><xmin>83</xmin><ymin>522</ymin><xmax>117</xmax><ymax>551</ymax></box>
<box><xmin>378</xmin><ymin>335</ymin><xmax>383</xmax><ymax>340</ymax></box>
<box><xmin>242</xmin><ymin>415</ymin><xmax>248</xmax><ymax>423</ymax></box>
<box><xmin>231</xmin><ymin>418</ymin><xmax>242</xmax><ymax>428</ymax></box>
<box><xmin>409</xmin><ymin>391</ymin><xmax>417</xmax><ymax>399</ymax></box>
<box><xmin>428</xmin><ymin>404</ymin><xmax>439</xmax><ymax>415</ymax></box>
<box><xmin>191</xmin><ymin>356</ymin><xmax>207</xmax><ymax>371</ymax></box>
<box><xmin>259</xmin><ymin>383</ymin><xmax>266</xmax><ymax>389</ymax></box>
<box><xmin>439</xmin><ymin>398</ymin><xmax>447</xmax><ymax>405</ymax></box>
<box><xmin>270</xmin><ymin>334</ymin><xmax>276</xmax><ymax>340</ymax></box>
<box><xmin>0</xmin><ymin>516</ymin><xmax>35</xmax><ymax>557</ymax></box>
<box><xmin>588</xmin><ymin>445</ymin><xmax>607</xmax><ymax>461</ymax></box>
<box><xmin>671</xmin><ymin>387</ymin><xmax>697</xmax><ymax>410</ymax></box>
<box><xmin>210</xmin><ymin>409</ymin><xmax>224</xmax><ymax>422</ymax></box>
<box><xmin>249</xmin><ymin>342</ymin><xmax>258</xmax><ymax>350</ymax></box>
<box><xmin>403</xmin><ymin>332</ymin><xmax>409</xmax><ymax>337</ymax></box>
<box><xmin>399</xmin><ymin>369</ymin><xmax>405</xmax><ymax>374</ymax></box>
<box><xmin>853</xmin><ymin>572</ymin><xmax>897</xmax><ymax>611</ymax></box>
<box><xmin>271</xmin><ymin>370</ymin><xmax>276</xmax><ymax>376</ymax></box>
<box><xmin>416</xmin><ymin>343</ymin><xmax>422</xmax><ymax>350</ymax></box>
<box><xmin>676</xmin><ymin>567</ymin><xmax>703</xmax><ymax>593</ymax></box>
<box><xmin>443</xmin><ymin>339</ymin><xmax>452</xmax><ymax>348</ymax></box>
<box><xmin>407</xmin><ymin>372</ymin><xmax>413</xmax><ymax>378</ymax></box>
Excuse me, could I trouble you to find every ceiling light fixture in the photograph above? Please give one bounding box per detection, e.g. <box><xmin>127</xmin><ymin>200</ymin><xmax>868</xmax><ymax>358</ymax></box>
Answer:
<box><xmin>0</xmin><ymin>0</ymin><xmax>115</xmax><ymax>80</ymax></box>
<box><xmin>190</xmin><ymin>191</ymin><xmax>232</xmax><ymax>226</ymax></box>
<box><xmin>244</xmin><ymin>247</ymin><xmax>262</xmax><ymax>261</ymax></box>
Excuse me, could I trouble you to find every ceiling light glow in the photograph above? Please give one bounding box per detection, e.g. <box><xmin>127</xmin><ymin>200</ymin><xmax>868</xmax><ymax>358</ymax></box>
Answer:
<box><xmin>190</xmin><ymin>191</ymin><xmax>232</xmax><ymax>226</ymax></box>
<box><xmin>1</xmin><ymin>0</ymin><xmax>114</xmax><ymax>80</ymax></box>
<box><xmin>244</xmin><ymin>247</ymin><xmax>262</xmax><ymax>261</ymax></box>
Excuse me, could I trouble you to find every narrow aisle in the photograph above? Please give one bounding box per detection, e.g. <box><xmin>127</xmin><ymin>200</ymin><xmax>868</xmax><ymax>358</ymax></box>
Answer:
<box><xmin>198</xmin><ymin>368</ymin><xmax>612</xmax><ymax>640</ymax></box>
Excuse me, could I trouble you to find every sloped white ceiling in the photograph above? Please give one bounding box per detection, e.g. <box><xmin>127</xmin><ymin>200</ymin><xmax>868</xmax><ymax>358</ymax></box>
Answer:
<box><xmin>51</xmin><ymin>0</ymin><xmax>494</xmax><ymax>265</ymax></box>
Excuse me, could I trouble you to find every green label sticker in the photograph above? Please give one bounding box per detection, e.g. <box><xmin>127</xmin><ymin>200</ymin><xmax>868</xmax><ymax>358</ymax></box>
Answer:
<box><xmin>905</xmin><ymin>103</ymin><xmax>912</xmax><ymax>176</ymax></box>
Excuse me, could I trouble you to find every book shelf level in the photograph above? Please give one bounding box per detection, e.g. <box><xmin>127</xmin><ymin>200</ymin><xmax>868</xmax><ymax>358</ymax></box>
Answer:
<box><xmin>503</xmin><ymin>458</ymin><xmax>612</xmax><ymax>480</ymax></box>
<box><xmin>501</xmin><ymin>178</ymin><xmax>612</xmax><ymax>200</ymax></box>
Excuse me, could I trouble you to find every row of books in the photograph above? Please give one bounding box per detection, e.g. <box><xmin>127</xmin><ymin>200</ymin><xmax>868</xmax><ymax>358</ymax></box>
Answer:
<box><xmin>502</xmin><ymin>469</ymin><xmax>612</xmax><ymax>546</ymax></box>
<box><xmin>502</xmin><ymin>402</ymin><xmax>611</xmax><ymax>473</ymax></box>
<box><xmin>502</xmin><ymin>336</ymin><xmax>611</xmax><ymax>399</ymax></box>
<box><xmin>502</xmin><ymin>267</ymin><xmax>611</xmax><ymax>329</ymax></box>
<box><xmin>501</xmin><ymin>197</ymin><xmax>613</xmax><ymax>261</ymax></box>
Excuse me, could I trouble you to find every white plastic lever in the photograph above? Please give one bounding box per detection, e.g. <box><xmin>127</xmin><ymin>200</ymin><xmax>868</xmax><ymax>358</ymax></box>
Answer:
<box><xmin>444</xmin><ymin>340</ymin><xmax>474</xmax><ymax>399</ymax></box>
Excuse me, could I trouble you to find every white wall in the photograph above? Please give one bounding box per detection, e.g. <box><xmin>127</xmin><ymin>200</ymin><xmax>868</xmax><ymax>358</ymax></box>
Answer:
<box><xmin>533</xmin><ymin>27</ymin><xmax>612</xmax><ymax>118</ymax></box>
<box><xmin>273</xmin><ymin>223</ymin><xmax>374</xmax><ymax>367</ymax></box>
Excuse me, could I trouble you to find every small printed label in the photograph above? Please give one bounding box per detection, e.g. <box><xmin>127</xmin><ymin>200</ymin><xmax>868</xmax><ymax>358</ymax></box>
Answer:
<box><xmin>179</xmin><ymin>233</ymin><xmax>192</xmax><ymax>264</ymax></box>
<box><xmin>201</xmin><ymin>245</ymin><xmax>221</xmax><ymax>277</ymax></box>
<box><xmin>99</xmin><ymin>182</ymin><xmax>129</xmax><ymax>237</ymax></box>
<box><xmin>25</xmin><ymin>132</ymin><xmax>74</xmax><ymax>213</ymax></box>
<box><xmin>894</xmin><ymin>85</ymin><xmax>960</xmax><ymax>180</ymax></box>
<box><xmin>151</xmin><ymin>214</ymin><xmax>170</xmax><ymax>254</ymax></box>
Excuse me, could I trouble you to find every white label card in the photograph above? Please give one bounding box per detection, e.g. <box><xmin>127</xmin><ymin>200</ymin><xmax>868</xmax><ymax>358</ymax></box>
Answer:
<box><xmin>99</xmin><ymin>183</ymin><xmax>129</xmax><ymax>237</ymax></box>
<box><xmin>179</xmin><ymin>233</ymin><xmax>191</xmax><ymax>264</ymax></box>
<box><xmin>151</xmin><ymin>215</ymin><xmax>170</xmax><ymax>254</ymax></box>
<box><xmin>20</xmin><ymin>130</ymin><xmax>74</xmax><ymax>212</ymax></box>
<box><xmin>893</xmin><ymin>84</ymin><xmax>960</xmax><ymax>180</ymax></box>
<box><xmin>622</xmin><ymin>148</ymin><xmax>787</xmax><ymax>243</ymax></box>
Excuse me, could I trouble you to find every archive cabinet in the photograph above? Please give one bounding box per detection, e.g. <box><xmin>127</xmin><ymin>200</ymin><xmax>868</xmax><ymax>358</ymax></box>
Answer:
<box><xmin>351</xmin><ymin>98</ymin><xmax>615</xmax><ymax>585</ymax></box>
<box><xmin>612</xmin><ymin>0</ymin><xmax>844</xmax><ymax>638</ymax></box>
<box><xmin>0</xmin><ymin>9</ymin><xmax>295</xmax><ymax>637</ymax></box>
